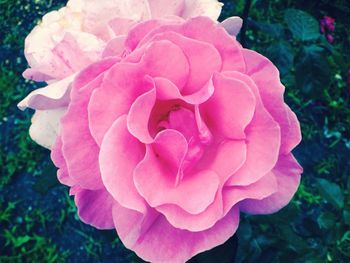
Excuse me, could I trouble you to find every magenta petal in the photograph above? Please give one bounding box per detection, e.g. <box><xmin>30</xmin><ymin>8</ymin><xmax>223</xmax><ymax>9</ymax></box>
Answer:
<box><xmin>223</xmin><ymin>71</ymin><xmax>281</xmax><ymax>186</ymax></box>
<box><xmin>144</xmin><ymin>31</ymin><xmax>221</xmax><ymax>93</ymax></box>
<box><xmin>113</xmin><ymin>203</ymin><xmax>240</xmax><ymax>263</ymax></box>
<box><xmin>99</xmin><ymin>115</ymin><xmax>147</xmax><ymax>213</ymax></box>
<box><xmin>223</xmin><ymin>171</ymin><xmax>278</xmax><ymax>214</ymax></box>
<box><xmin>51</xmin><ymin>136</ymin><xmax>75</xmax><ymax>187</ymax></box>
<box><xmin>156</xmin><ymin>140</ymin><xmax>246</xmax><ymax>232</ymax></box>
<box><xmin>154</xmin><ymin>77</ymin><xmax>214</xmax><ymax>104</ymax></box>
<box><xmin>242</xmin><ymin>49</ymin><xmax>301</xmax><ymax>153</ymax></box>
<box><xmin>141</xmin><ymin>39</ymin><xmax>189</xmax><ymax>88</ymax></box>
<box><xmin>202</xmin><ymin>73</ymin><xmax>256</xmax><ymax>139</ymax></box>
<box><xmin>127</xmin><ymin>87</ymin><xmax>156</xmax><ymax>143</ymax></box>
<box><xmin>61</xmin><ymin>58</ymin><xmax>117</xmax><ymax>190</ymax></box>
<box><xmin>134</xmin><ymin>130</ymin><xmax>220</xmax><ymax>214</ymax></box>
<box><xmin>88</xmin><ymin>63</ymin><xmax>152</xmax><ymax>145</ymax></box>
<box><xmin>75</xmin><ymin>188</ymin><xmax>115</xmax><ymax>230</ymax></box>
<box><xmin>239</xmin><ymin>154</ymin><xmax>302</xmax><ymax>214</ymax></box>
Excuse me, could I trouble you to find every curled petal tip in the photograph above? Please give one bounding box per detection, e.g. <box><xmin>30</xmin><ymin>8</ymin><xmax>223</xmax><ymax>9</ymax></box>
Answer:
<box><xmin>221</xmin><ymin>16</ymin><xmax>243</xmax><ymax>36</ymax></box>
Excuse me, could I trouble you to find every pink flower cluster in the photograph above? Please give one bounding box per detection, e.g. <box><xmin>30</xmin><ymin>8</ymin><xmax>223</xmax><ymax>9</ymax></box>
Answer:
<box><xmin>320</xmin><ymin>16</ymin><xmax>335</xmax><ymax>43</ymax></box>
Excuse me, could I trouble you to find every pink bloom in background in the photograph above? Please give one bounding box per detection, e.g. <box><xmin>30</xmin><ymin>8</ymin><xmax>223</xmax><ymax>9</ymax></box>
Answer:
<box><xmin>18</xmin><ymin>0</ymin><xmax>242</xmax><ymax>149</ymax></box>
<box><xmin>320</xmin><ymin>15</ymin><xmax>335</xmax><ymax>43</ymax></box>
<box><xmin>46</xmin><ymin>16</ymin><xmax>302</xmax><ymax>263</ymax></box>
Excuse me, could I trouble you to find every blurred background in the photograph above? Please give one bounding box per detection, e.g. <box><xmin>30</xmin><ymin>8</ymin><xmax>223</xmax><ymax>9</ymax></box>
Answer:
<box><xmin>1</xmin><ymin>0</ymin><xmax>350</xmax><ymax>262</ymax></box>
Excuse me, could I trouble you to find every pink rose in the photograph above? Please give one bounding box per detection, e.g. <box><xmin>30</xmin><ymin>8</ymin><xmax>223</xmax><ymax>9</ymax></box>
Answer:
<box><xmin>51</xmin><ymin>17</ymin><xmax>302</xmax><ymax>263</ymax></box>
<box><xmin>18</xmin><ymin>0</ymin><xmax>241</xmax><ymax>149</ymax></box>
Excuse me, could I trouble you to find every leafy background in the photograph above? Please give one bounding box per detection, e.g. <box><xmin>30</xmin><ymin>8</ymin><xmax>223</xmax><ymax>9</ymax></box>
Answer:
<box><xmin>1</xmin><ymin>0</ymin><xmax>350</xmax><ymax>262</ymax></box>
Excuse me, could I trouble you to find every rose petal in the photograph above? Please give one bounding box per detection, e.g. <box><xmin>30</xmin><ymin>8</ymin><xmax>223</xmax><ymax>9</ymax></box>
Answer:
<box><xmin>99</xmin><ymin>115</ymin><xmax>147</xmax><ymax>213</ymax></box>
<box><xmin>113</xmin><ymin>203</ymin><xmax>239</xmax><ymax>263</ymax></box>
<box><xmin>29</xmin><ymin>108</ymin><xmax>66</xmax><ymax>149</ymax></box>
<box><xmin>201</xmin><ymin>72</ymin><xmax>256</xmax><ymax>139</ymax></box>
<box><xmin>239</xmin><ymin>154</ymin><xmax>302</xmax><ymax>214</ymax></box>
<box><xmin>75</xmin><ymin>188</ymin><xmax>115</xmax><ymax>229</ymax></box>
<box><xmin>51</xmin><ymin>136</ymin><xmax>75</xmax><ymax>186</ymax></box>
<box><xmin>134</xmin><ymin>129</ymin><xmax>220</xmax><ymax>214</ymax></box>
<box><xmin>61</xmin><ymin>58</ymin><xmax>117</xmax><ymax>190</ymax></box>
<box><xmin>127</xmin><ymin>87</ymin><xmax>156</xmax><ymax>143</ymax></box>
<box><xmin>222</xmin><ymin>71</ymin><xmax>281</xmax><ymax>186</ymax></box>
<box><xmin>221</xmin><ymin>16</ymin><xmax>243</xmax><ymax>36</ymax></box>
<box><xmin>18</xmin><ymin>74</ymin><xmax>75</xmax><ymax>110</ymax></box>
<box><xmin>242</xmin><ymin>49</ymin><xmax>301</xmax><ymax>153</ymax></box>
<box><xmin>181</xmin><ymin>0</ymin><xmax>223</xmax><ymax>20</ymax></box>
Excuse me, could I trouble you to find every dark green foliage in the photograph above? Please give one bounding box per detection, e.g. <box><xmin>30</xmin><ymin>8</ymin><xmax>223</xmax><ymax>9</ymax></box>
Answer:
<box><xmin>1</xmin><ymin>0</ymin><xmax>350</xmax><ymax>262</ymax></box>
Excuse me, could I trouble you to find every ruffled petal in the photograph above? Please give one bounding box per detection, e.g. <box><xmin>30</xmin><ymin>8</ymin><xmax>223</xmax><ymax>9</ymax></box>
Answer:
<box><xmin>75</xmin><ymin>188</ymin><xmax>116</xmax><ymax>229</ymax></box>
<box><xmin>223</xmin><ymin>71</ymin><xmax>280</xmax><ymax>186</ymax></box>
<box><xmin>99</xmin><ymin>115</ymin><xmax>147</xmax><ymax>213</ymax></box>
<box><xmin>18</xmin><ymin>74</ymin><xmax>74</xmax><ymax>110</ymax></box>
<box><xmin>61</xmin><ymin>58</ymin><xmax>117</xmax><ymax>190</ymax></box>
<box><xmin>134</xmin><ymin>129</ymin><xmax>219</xmax><ymax>214</ymax></box>
<box><xmin>201</xmin><ymin>73</ymin><xmax>256</xmax><ymax>139</ymax></box>
<box><xmin>242</xmin><ymin>49</ymin><xmax>301</xmax><ymax>153</ymax></box>
<box><xmin>239</xmin><ymin>154</ymin><xmax>302</xmax><ymax>214</ymax></box>
<box><xmin>113</xmin><ymin>203</ymin><xmax>239</xmax><ymax>263</ymax></box>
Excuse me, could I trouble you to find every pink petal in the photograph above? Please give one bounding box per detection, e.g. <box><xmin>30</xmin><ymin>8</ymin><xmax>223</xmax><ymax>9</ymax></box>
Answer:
<box><xmin>108</xmin><ymin>18</ymin><xmax>136</xmax><ymax>36</ymax></box>
<box><xmin>223</xmin><ymin>171</ymin><xmax>278</xmax><ymax>214</ymax></box>
<box><xmin>87</xmin><ymin>63</ymin><xmax>152</xmax><ymax>145</ymax></box>
<box><xmin>99</xmin><ymin>115</ymin><xmax>147</xmax><ymax>213</ymax></box>
<box><xmin>156</xmin><ymin>140</ymin><xmax>246</xmax><ymax>231</ymax></box>
<box><xmin>134</xmin><ymin>129</ymin><xmax>220</xmax><ymax>214</ymax></box>
<box><xmin>201</xmin><ymin>72</ymin><xmax>256</xmax><ymax>139</ymax></box>
<box><xmin>222</xmin><ymin>71</ymin><xmax>281</xmax><ymax>186</ymax></box>
<box><xmin>52</xmin><ymin>33</ymin><xmax>101</xmax><ymax>72</ymax></box>
<box><xmin>140</xmin><ymin>39</ymin><xmax>189</xmax><ymax>88</ymax></box>
<box><xmin>221</xmin><ymin>16</ymin><xmax>243</xmax><ymax>36</ymax></box>
<box><xmin>127</xmin><ymin>87</ymin><xmax>156</xmax><ymax>143</ymax></box>
<box><xmin>154</xmin><ymin>77</ymin><xmax>214</xmax><ymax>104</ymax></box>
<box><xmin>51</xmin><ymin>136</ymin><xmax>76</xmax><ymax>187</ymax></box>
<box><xmin>113</xmin><ymin>203</ymin><xmax>239</xmax><ymax>263</ymax></box>
<box><xmin>137</xmin><ymin>17</ymin><xmax>245</xmax><ymax>72</ymax></box>
<box><xmin>75</xmin><ymin>188</ymin><xmax>116</xmax><ymax>229</ymax></box>
<box><xmin>102</xmin><ymin>36</ymin><xmax>127</xmax><ymax>58</ymax></box>
<box><xmin>242</xmin><ymin>49</ymin><xmax>301</xmax><ymax>153</ymax></box>
<box><xmin>61</xmin><ymin>58</ymin><xmax>117</xmax><ymax>190</ymax></box>
<box><xmin>239</xmin><ymin>154</ymin><xmax>302</xmax><ymax>214</ymax></box>
<box><xmin>143</xmin><ymin>31</ymin><xmax>222</xmax><ymax>94</ymax></box>
<box><xmin>18</xmin><ymin>74</ymin><xmax>74</xmax><ymax>110</ymax></box>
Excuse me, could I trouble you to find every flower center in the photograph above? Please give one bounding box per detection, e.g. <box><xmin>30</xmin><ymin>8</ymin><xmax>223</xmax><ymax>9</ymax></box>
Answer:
<box><xmin>156</xmin><ymin>106</ymin><xmax>212</xmax><ymax>185</ymax></box>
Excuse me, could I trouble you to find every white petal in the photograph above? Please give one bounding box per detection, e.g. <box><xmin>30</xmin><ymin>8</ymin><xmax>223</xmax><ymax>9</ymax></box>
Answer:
<box><xmin>221</xmin><ymin>16</ymin><xmax>243</xmax><ymax>36</ymax></box>
<box><xmin>18</xmin><ymin>74</ymin><xmax>75</xmax><ymax>111</ymax></box>
<box><xmin>183</xmin><ymin>0</ymin><xmax>223</xmax><ymax>20</ymax></box>
<box><xmin>29</xmin><ymin>108</ymin><xmax>67</xmax><ymax>149</ymax></box>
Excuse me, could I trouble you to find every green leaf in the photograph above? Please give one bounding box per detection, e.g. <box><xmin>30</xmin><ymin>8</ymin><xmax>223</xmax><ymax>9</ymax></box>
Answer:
<box><xmin>284</xmin><ymin>9</ymin><xmax>321</xmax><ymax>41</ymax></box>
<box><xmin>317</xmin><ymin>212</ymin><xmax>336</xmax><ymax>229</ymax></box>
<box><xmin>266</xmin><ymin>41</ymin><xmax>294</xmax><ymax>76</ymax></box>
<box><xmin>316</xmin><ymin>178</ymin><xmax>344</xmax><ymax>209</ymax></box>
<box><xmin>256</xmin><ymin>22</ymin><xmax>285</xmax><ymax>38</ymax></box>
<box><xmin>295</xmin><ymin>45</ymin><xmax>331</xmax><ymax>94</ymax></box>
